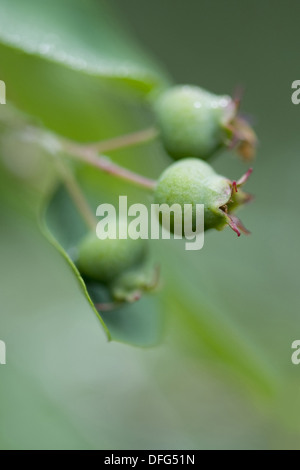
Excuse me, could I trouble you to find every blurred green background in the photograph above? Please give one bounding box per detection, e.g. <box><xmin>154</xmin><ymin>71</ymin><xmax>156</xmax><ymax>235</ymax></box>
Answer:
<box><xmin>0</xmin><ymin>0</ymin><xmax>300</xmax><ymax>449</ymax></box>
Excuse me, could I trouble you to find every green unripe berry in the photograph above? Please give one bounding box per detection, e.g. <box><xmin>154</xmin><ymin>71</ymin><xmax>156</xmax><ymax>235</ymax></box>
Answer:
<box><xmin>154</xmin><ymin>158</ymin><xmax>252</xmax><ymax>236</ymax></box>
<box><xmin>77</xmin><ymin>224</ymin><xmax>147</xmax><ymax>284</ymax></box>
<box><xmin>154</xmin><ymin>85</ymin><xmax>235</xmax><ymax>160</ymax></box>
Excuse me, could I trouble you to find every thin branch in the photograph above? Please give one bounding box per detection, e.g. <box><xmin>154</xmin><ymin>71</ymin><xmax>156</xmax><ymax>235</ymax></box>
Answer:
<box><xmin>82</xmin><ymin>127</ymin><xmax>159</xmax><ymax>154</ymax></box>
<box><xmin>20</xmin><ymin>125</ymin><xmax>157</xmax><ymax>190</ymax></box>
<box><xmin>54</xmin><ymin>156</ymin><xmax>97</xmax><ymax>231</ymax></box>
<box><xmin>62</xmin><ymin>142</ymin><xmax>156</xmax><ymax>190</ymax></box>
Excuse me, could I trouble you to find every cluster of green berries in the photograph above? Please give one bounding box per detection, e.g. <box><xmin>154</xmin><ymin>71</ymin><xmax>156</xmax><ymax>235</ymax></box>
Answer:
<box><xmin>153</xmin><ymin>84</ymin><xmax>255</xmax><ymax>237</ymax></box>
<box><xmin>76</xmin><ymin>84</ymin><xmax>256</xmax><ymax>308</ymax></box>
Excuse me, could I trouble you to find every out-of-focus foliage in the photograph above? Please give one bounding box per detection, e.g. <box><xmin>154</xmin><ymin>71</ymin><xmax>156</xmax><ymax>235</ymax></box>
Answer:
<box><xmin>0</xmin><ymin>0</ymin><xmax>169</xmax><ymax>345</ymax></box>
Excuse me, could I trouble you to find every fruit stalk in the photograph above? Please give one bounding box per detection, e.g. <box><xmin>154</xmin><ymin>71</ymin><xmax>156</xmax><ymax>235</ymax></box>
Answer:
<box><xmin>62</xmin><ymin>141</ymin><xmax>156</xmax><ymax>190</ymax></box>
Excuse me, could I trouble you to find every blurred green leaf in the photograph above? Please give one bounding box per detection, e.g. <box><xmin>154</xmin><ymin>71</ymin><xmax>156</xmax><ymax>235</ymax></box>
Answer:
<box><xmin>43</xmin><ymin>182</ymin><xmax>163</xmax><ymax>347</ymax></box>
<box><xmin>0</xmin><ymin>0</ymin><xmax>169</xmax><ymax>140</ymax></box>
<box><xmin>0</xmin><ymin>0</ymin><xmax>167</xmax><ymax>347</ymax></box>
<box><xmin>0</xmin><ymin>0</ymin><xmax>168</xmax><ymax>92</ymax></box>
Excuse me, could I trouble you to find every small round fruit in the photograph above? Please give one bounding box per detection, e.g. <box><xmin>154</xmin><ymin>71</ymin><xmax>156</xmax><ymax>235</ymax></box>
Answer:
<box><xmin>154</xmin><ymin>158</ymin><xmax>252</xmax><ymax>236</ymax></box>
<box><xmin>77</xmin><ymin>224</ymin><xmax>147</xmax><ymax>283</ymax></box>
<box><xmin>154</xmin><ymin>85</ymin><xmax>235</xmax><ymax>160</ymax></box>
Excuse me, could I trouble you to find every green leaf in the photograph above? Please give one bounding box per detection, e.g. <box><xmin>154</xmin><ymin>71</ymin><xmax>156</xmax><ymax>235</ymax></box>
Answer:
<box><xmin>42</xmin><ymin>183</ymin><xmax>163</xmax><ymax>347</ymax></box>
<box><xmin>0</xmin><ymin>0</ymin><xmax>168</xmax><ymax>91</ymax></box>
<box><xmin>0</xmin><ymin>0</ymin><xmax>170</xmax><ymax>139</ymax></box>
<box><xmin>0</xmin><ymin>0</ymin><xmax>167</xmax><ymax>348</ymax></box>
